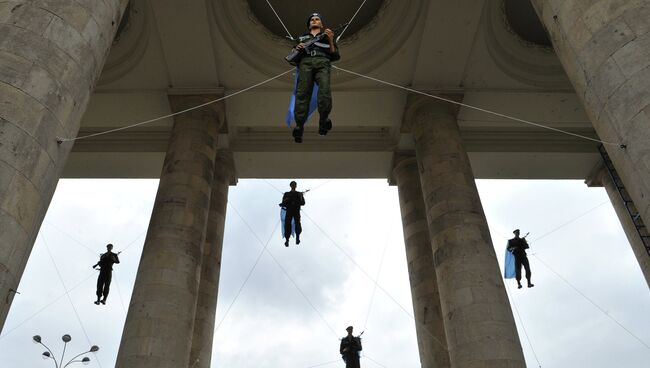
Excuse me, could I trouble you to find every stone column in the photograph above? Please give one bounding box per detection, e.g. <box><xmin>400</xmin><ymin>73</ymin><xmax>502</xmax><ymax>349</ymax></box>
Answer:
<box><xmin>391</xmin><ymin>153</ymin><xmax>450</xmax><ymax>368</ymax></box>
<box><xmin>116</xmin><ymin>96</ymin><xmax>223</xmax><ymax>368</ymax></box>
<box><xmin>531</xmin><ymin>1</ymin><xmax>650</xmax><ymax>262</ymax></box>
<box><xmin>407</xmin><ymin>97</ymin><xmax>525</xmax><ymax>367</ymax></box>
<box><xmin>0</xmin><ymin>0</ymin><xmax>128</xmax><ymax>331</ymax></box>
<box><xmin>588</xmin><ymin>168</ymin><xmax>650</xmax><ymax>287</ymax></box>
<box><xmin>189</xmin><ymin>149</ymin><xmax>236</xmax><ymax>368</ymax></box>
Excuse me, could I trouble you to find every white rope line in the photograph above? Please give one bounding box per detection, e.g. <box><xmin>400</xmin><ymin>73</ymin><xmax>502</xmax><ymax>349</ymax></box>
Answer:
<box><xmin>364</xmin><ymin>354</ymin><xmax>389</xmax><ymax>368</ymax></box>
<box><xmin>332</xmin><ymin>65</ymin><xmax>623</xmax><ymax>147</ymax></box>
<box><xmin>41</xmin><ymin>235</ymin><xmax>103</xmax><ymax>368</ymax></box>
<box><xmin>532</xmin><ymin>254</ymin><xmax>650</xmax><ymax>350</ymax></box>
<box><xmin>227</xmin><ymin>201</ymin><xmax>339</xmax><ymax>339</ymax></box>
<box><xmin>57</xmin><ymin>69</ymin><xmax>294</xmax><ymax>143</ymax></box>
<box><xmin>337</xmin><ymin>0</ymin><xmax>369</xmax><ymax>41</ymax></box>
<box><xmin>362</xmin><ymin>226</ymin><xmax>389</xmax><ymax>332</ymax></box>
<box><xmin>506</xmin><ymin>283</ymin><xmax>542</xmax><ymax>367</ymax></box>
<box><xmin>265</xmin><ymin>0</ymin><xmax>294</xmax><ymax>40</ymax></box>
<box><xmin>0</xmin><ymin>272</ymin><xmax>96</xmax><ymax>340</ymax></box>
<box><xmin>261</xmin><ymin>179</ymin><xmax>449</xmax><ymax>350</ymax></box>
<box><xmin>214</xmin><ymin>211</ymin><xmax>280</xmax><ymax>333</ymax></box>
<box><xmin>304</xmin><ymin>359</ymin><xmax>341</xmax><ymax>368</ymax></box>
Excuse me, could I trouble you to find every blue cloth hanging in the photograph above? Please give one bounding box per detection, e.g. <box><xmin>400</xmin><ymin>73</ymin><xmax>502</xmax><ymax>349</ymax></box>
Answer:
<box><xmin>280</xmin><ymin>207</ymin><xmax>296</xmax><ymax>238</ymax></box>
<box><xmin>285</xmin><ymin>68</ymin><xmax>319</xmax><ymax>127</ymax></box>
<box><xmin>504</xmin><ymin>247</ymin><xmax>516</xmax><ymax>279</ymax></box>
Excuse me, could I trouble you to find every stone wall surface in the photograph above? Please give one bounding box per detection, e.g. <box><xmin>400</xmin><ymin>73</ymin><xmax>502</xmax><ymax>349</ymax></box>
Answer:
<box><xmin>115</xmin><ymin>96</ymin><xmax>222</xmax><ymax>368</ymax></box>
<box><xmin>409</xmin><ymin>98</ymin><xmax>525</xmax><ymax>368</ymax></box>
<box><xmin>0</xmin><ymin>0</ymin><xmax>128</xmax><ymax>331</ymax></box>
<box><xmin>189</xmin><ymin>149</ymin><xmax>235</xmax><ymax>368</ymax></box>
<box><xmin>596</xmin><ymin>169</ymin><xmax>650</xmax><ymax>287</ymax></box>
<box><xmin>393</xmin><ymin>154</ymin><xmax>451</xmax><ymax>368</ymax></box>
<box><xmin>531</xmin><ymin>0</ymin><xmax>650</xmax><ymax>253</ymax></box>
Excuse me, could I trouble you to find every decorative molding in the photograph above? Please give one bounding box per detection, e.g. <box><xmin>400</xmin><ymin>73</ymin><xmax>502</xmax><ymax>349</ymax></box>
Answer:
<box><xmin>401</xmin><ymin>93</ymin><xmax>463</xmax><ymax>133</ymax></box>
<box><xmin>229</xmin><ymin>126</ymin><xmax>397</xmax><ymax>152</ymax></box>
<box><xmin>484</xmin><ymin>0</ymin><xmax>570</xmax><ymax>89</ymax></box>
<box><xmin>98</xmin><ymin>0</ymin><xmax>150</xmax><ymax>85</ymax></box>
<box><xmin>208</xmin><ymin>0</ymin><xmax>426</xmax><ymax>82</ymax></box>
<box><xmin>71</xmin><ymin>125</ymin><xmax>598</xmax><ymax>154</ymax></box>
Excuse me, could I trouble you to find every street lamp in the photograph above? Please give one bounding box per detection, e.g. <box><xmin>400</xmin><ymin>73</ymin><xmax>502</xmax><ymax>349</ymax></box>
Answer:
<box><xmin>32</xmin><ymin>334</ymin><xmax>99</xmax><ymax>367</ymax></box>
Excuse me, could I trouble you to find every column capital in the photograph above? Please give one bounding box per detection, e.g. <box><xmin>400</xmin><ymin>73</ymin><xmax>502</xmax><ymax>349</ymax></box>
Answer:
<box><xmin>584</xmin><ymin>163</ymin><xmax>606</xmax><ymax>188</ymax></box>
<box><xmin>401</xmin><ymin>93</ymin><xmax>463</xmax><ymax>133</ymax></box>
<box><xmin>167</xmin><ymin>94</ymin><xmax>226</xmax><ymax>129</ymax></box>
<box><xmin>389</xmin><ymin>151</ymin><xmax>417</xmax><ymax>186</ymax></box>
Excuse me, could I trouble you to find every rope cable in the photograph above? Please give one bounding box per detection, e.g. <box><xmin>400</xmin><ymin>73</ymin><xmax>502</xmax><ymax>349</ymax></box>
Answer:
<box><xmin>261</xmin><ymin>179</ymin><xmax>449</xmax><ymax>349</ymax></box>
<box><xmin>45</xmin><ymin>221</ymin><xmax>98</xmax><ymax>256</ymax></box>
<box><xmin>264</xmin><ymin>0</ymin><xmax>294</xmax><ymax>40</ymax></box>
<box><xmin>228</xmin><ymin>203</ymin><xmax>339</xmax><ymax>338</ymax></box>
<box><xmin>364</xmin><ymin>354</ymin><xmax>389</xmax><ymax>368</ymax></box>
<box><xmin>332</xmin><ymin>65</ymin><xmax>623</xmax><ymax>147</ymax></box>
<box><xmin>362</xmin><ymin>228</ymin><xmax>389</xmax><ymax>332</ymax></box>
<box><xmin>214</xmin><ymin>212</ymin><xmax>280</xmax><ymax>333</ymax></box>
<box><xmin>0</xmin><ymin>226</ymin><xmax>143</xmax><ymax>341</ymax></box>
<box><xmin>529</xmin><ymin>201</ymin><xmax>609</xmax><ymax>246</ymax></box>
<box><xmin>301</xmin><ymin>209</ymin><xmax>414</xmax><ymax>319</ymax></box>
<box><xmin>532</xmin><ymin>254</ymin><xmax>650</xmax><ymax>350</ymax></box>
<box><xmin>57</xmin><ymin>69</ymin><xmax>293</xmax><ymax>142</ymax></box>
<box><xmin>506</xmin><ymin>283</ymin><xmax>542</xmax><ymax>367</ymax></box>
<box><xmin>304</xmin><ymin>359</ymin><xmax>341</xmax><ymax>368</ymax></box>
<box><xmin>112</xmin><ymin>273</ymin><xmax>128</xmax><ymax>316</ymax></box>
<box><xmin>41</xmin><ymin>235</ymin><xmax>103</xmax><ymax>368</ymax></box>
<box><xmin>337</xmin><ymin>0</ymin><xmax>369</xmax><ymax>41</ymax></box>
<box><xmin>0</xmin><ymin>271</ymin><xmax>96</xmax><ymax>340</ymax></box>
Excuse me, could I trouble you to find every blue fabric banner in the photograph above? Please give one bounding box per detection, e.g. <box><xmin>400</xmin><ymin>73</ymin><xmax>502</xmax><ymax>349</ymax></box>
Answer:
<box><xmin>280</xmin><ymin>207</ymin><xmax>296</xmax><ymax>238</ymax></box>
<box><xmin>285</xmin><ymin>68</ymin><xmax>319</xmax><ymax>127</ymax></box>
<box><xmin>504</xmin><ymin>248</ymin><xmax>516</xmax><ymax>279</ymax></box>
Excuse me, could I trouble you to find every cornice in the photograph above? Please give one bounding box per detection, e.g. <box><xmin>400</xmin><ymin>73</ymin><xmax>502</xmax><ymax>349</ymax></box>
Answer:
<box><xmin>70</xmin><ymin>126</ymin><xmax>599</xmax><ymax>154</ymax></box>
<box><xmin>401</xmin><ymin>93</ymin><xmax>463</xmax><ymax>133</ymax></box>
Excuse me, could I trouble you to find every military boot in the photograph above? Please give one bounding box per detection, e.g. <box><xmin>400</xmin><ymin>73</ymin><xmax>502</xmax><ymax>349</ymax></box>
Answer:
<box><xmin>292</xmin><ymin>124</ymin><xmax>304</xmax><ymax>143</ymax></box>
<box><xmin>318</xmin><ymin>115</ymin><xmax>332</xmax><ymax>136</ymax></box>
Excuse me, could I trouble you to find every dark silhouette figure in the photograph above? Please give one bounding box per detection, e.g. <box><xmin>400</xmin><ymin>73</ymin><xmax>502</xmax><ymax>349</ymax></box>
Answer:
<box><xmin>280</xmin><ymin>181</ymin><xmax>305</xmax><ymax>247</ymax></box>
<box><xmin>340</xmin><ymin>326</ymin><xmax>362</xmax><ymax>368</ymax></box>
<box><xmin>507</xmin><ymin>229</ymin><xmax>534</xmax><ymax>289</ymax></box>
<box><xmin>92</xmin><ymin>243</ymin><xmax>120</xmax><ymax>305</ymax></box>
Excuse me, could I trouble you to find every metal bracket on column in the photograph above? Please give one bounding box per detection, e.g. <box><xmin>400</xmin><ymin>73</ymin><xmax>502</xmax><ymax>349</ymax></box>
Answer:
<box><xmin>5</xmin><ymin>288</ymin><xmax>20</xmax><ymax>304</ymax></box>
<box><xmin>599</xmin><ymin>145</ymin><xmax>650</xmax><ymax>258</ymax></box>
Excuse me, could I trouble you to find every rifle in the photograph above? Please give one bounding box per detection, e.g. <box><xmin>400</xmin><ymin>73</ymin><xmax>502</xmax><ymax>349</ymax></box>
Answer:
<box><xmin>285</xmin><ymin>23</ymin><xmax>348</xmax><ymax>65</ymax></box>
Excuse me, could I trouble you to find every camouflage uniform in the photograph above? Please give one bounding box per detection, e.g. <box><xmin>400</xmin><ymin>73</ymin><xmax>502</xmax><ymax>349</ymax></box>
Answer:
<box><xmin>293</xmin><ymin>32</ymin><xmax>340</xmax><ymax>139</ymax></box>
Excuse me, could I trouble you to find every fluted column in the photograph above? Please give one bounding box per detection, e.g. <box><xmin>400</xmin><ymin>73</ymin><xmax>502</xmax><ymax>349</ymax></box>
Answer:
<box><xmin>531</xmin><ymin>0</ymin><xmax>650</xmax><ymax>260</ymax></box>
<box><xmin>589</xmin><ymin>168</ymin><xmax>650</xmax><ymax>288</ymax></box>
<box><xmin>392</xmin><ymin>153</ymin><xmax>450</xmax><ymax>368</ymax></box>
<box><xmin>189</xmin><ymin>149</ymin><xmax>236</xmax><ymax>368</ymax></box>
<box><xmin>407</xmin><ymin>97</ymin><xmax>525</xmax><ymax>367</ymax></box>
<box><xmin>116</xmin><ymin>96</ymin><xmax>223</xmax><ymax>368</ymax></box>
<box><xmin>0</xmin><ymin>0</ymin><xmax>128</xmax><ymax>331</ymax></box>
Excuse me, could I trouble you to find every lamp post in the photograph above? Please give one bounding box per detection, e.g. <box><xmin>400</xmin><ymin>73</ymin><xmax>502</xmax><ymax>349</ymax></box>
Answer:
<box><xmin>32</xmin><ymin>334</ymin><xmax>99</xmax><ymax>367</ymax></box>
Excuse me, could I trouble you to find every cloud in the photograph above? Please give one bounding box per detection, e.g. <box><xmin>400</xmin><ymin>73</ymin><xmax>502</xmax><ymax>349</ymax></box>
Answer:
<box><xmin>0</xmin><ymin>179</ymin><xmax>648</xmax><ymax>368</ymax></box>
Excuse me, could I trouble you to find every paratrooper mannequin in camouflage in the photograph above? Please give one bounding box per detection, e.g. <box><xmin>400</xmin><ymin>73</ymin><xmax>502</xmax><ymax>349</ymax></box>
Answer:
<box><xmin>292</xmin><ymin>12</ymin><xmax>340</xmax><ymax>143</ymax></box>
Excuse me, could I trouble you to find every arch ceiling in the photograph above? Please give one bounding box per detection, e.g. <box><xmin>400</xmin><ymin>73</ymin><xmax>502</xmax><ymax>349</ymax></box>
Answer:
<box><xmin>69</xmin><ymin>0</ymin><xmax>600</xmax><ymax>180</ymax></box>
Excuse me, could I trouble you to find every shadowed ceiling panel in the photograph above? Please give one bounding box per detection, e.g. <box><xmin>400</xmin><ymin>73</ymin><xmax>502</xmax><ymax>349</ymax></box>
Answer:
<box><xmin>246</xmin><ymin>0</ymin><xmax>384</xmax><ymax>38</ymax></box>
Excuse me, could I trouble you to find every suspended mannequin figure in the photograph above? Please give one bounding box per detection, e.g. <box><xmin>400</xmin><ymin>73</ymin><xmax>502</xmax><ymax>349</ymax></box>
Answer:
<box><xmin>92</xmin><ymin>243</ymin><xmax>120</xmax><ymax>305</ymax></box>
<box><xmin>507</xmin><ymin>229</ymin><xmax>534</xmax><ymax>289</ymax></box>
<box><xmin>287</xmin><ymin>12</ymin><xmax>340</xmax><ymax>143</ymax></box>
<box><xmin>279</xmin><ymin>181</ymin><xmax>305</xmax><ymax>247</ymax></box>
<box><xmin>340</xmin><ymin>326</ymin><xmax>363</xmax><ymax>368</ymax></box>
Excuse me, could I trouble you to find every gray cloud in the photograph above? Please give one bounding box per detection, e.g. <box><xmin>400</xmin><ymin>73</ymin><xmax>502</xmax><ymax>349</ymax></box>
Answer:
<box><xmin>0</xmin><ymin>179</ymin><xmax>648</xmax><ymax>368</ymax></box>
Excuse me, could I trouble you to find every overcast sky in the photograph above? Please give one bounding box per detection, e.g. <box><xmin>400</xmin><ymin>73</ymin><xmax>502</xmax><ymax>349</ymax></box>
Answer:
<box><xmin>0</xmin><ymin>178</ymin><xmax>649</xmax><ymax>368</ymax></box>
